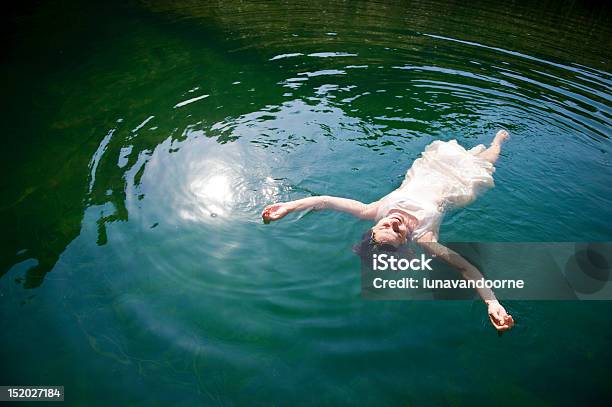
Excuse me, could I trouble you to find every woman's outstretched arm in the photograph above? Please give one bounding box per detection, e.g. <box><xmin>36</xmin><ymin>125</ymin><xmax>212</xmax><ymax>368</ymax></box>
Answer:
<box><xmin>262</xmin><ymin>196</ymin><xmax>380</xmax><ymax>222</ymax></box>
<box><xmin>416</xmin><ymin>232</ymin><xmax>515</xmax><ymax>332</ymax></box>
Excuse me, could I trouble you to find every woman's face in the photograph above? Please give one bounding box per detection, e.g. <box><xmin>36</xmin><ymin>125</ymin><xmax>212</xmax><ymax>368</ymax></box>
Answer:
<box><xmin>372</xmin><ymin>213</ymin><xmax>409</xmax><ymax>246</ymax></box>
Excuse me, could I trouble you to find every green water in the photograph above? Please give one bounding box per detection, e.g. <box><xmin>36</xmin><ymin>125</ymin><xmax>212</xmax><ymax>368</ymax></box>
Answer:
<box><xmin>1</xmin><ymin>0</ymin><xmax>611</xmax><ymax>405</ymax></box>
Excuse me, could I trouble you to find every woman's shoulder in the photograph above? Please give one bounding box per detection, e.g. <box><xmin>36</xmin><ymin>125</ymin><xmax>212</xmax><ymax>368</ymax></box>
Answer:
<box><xmin>415</xmin><ymin>230</ymin><xmax>438</xmax><ymax>243</ymax></box>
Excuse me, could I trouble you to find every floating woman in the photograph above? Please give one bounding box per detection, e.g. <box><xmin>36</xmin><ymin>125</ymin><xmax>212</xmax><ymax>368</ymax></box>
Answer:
<box><xmin>262</xmin><ymin>130</ymin><xmax>514</xmax><ymax>332</ymax></box>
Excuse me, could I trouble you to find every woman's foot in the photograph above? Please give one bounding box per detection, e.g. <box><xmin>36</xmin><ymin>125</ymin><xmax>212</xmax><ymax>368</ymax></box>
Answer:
<box><xmin>493</xmin><ymin>129</ymin><xmax>510</xmax><ymax>146</ymax></box>
<box><xmin>478</xmin><ymin>130</ymin><xmax>509</xmax><ymax>163</ymax></box>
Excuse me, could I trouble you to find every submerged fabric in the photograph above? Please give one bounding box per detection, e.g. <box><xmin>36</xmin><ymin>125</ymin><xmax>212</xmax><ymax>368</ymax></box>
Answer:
<box><xmin>376</xmin><ymin>140</ymin><xmax>495</xmax><ymax>239</ymax></box>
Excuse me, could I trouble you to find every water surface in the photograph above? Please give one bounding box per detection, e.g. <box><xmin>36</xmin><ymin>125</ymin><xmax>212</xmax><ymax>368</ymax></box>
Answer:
<box><xmin>1</xmin><ymin>0</ymin><xmax>611</xmax><ymax>405</ymax></box>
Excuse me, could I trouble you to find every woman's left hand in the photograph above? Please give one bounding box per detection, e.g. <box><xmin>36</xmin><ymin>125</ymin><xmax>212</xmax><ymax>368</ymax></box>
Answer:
<box><xmin>262</xmin><ymin>202</ymin><xmax>292</xmax><ymax>223</ymax></box>
<box><xmin>487</xmin><ymin>300</ymin><xmax>515</xmax><ymax>332</ymax></box>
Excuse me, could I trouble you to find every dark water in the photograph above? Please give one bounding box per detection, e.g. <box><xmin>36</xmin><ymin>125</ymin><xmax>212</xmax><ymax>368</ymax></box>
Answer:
<box><xmin>1</xmin><ymin>0</ymin><xmax>611</xmax><ymax>405</ymax></box>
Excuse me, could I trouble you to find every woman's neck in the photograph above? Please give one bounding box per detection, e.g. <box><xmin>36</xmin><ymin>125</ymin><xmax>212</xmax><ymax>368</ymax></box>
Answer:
<box><xmin>389</xmin><ymin>208</ymin><xmax>419</xmax><ymax>232</ymax></box>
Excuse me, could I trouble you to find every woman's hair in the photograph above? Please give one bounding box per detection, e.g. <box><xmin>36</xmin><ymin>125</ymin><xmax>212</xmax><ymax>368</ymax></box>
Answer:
<box><xmin>352</xmin><ymin>229</ymin><xmax>397</xmax><ymax>259</ymax></box>
<box><xmin>352</xmin><ymin>229</ymin><xmax>414</xmax><ymax>262</ymax></box>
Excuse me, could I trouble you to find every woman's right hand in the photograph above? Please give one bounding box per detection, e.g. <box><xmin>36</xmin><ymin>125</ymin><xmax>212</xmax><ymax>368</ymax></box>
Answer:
<box><xmin>262</xmin><ymin>202</ymin><xmax>292</xmax><ymax>223</ymax></box>
<box><xmin>486</xmin><ymin>300</ymin><xmax>515</xmax><ymax>332</ymax></box>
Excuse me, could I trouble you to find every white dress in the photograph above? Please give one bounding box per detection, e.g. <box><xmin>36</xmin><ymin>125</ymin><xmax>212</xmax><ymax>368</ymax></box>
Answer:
<box><xmin>376</xmin><ymin>140</ymin><xmax>495</xmax><ymax>240</ymax></box>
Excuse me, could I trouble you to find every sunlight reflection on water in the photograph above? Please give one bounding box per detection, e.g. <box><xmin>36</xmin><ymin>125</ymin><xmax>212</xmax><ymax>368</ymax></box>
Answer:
<box><xmin>188</xmin><ymin>169</ymin><xmax>234</xmax><ymax>219</ymax></box>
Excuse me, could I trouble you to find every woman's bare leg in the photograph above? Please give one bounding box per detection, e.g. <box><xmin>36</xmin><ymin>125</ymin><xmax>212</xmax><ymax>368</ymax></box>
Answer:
<box><xmin>478</xmin><ymin>130</ymin><xmax>509</xmax><ymax>164</ymax></box>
